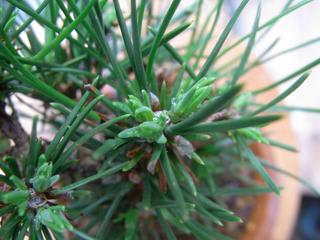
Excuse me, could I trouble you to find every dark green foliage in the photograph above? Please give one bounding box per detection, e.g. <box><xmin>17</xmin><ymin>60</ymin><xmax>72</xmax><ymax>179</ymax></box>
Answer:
<box><xmin>0</xmin><ymin>0</ymin><xmax>319</xmax><ymax>239</ymax></box>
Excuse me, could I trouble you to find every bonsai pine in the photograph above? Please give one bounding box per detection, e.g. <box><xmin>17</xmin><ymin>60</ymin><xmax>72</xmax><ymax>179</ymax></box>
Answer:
<box><xmin>0</xmin><ymin>0</ymin><xmax>319</xmax><ymax>239</ymax></box>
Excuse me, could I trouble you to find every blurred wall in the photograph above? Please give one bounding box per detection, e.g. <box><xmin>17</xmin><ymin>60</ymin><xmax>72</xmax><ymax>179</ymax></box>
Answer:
<box><xmin>227</xmin><ymin>0</ymin><xmax>320</xmax><ymax>193</ymax></box>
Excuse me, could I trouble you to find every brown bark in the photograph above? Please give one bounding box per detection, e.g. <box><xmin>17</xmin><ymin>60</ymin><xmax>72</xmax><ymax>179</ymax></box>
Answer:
<box><xmin>0</xmin><ymin>101</ymin><xmax>29</xmax><ymax>158</ymax></box>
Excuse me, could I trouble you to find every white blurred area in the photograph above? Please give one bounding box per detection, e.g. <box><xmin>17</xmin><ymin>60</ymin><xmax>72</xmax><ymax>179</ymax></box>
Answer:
<box><xmin>231</xmin><ymin>0</ymin><xmax>320</xmax><ymax>193</ymax></box>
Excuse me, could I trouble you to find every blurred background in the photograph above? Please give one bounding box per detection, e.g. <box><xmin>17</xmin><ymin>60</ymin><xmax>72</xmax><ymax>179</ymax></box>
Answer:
<box><xmin>223</xmin><ymin>1</ymin><xmax>320</xmax><ymax>239</ymax></box>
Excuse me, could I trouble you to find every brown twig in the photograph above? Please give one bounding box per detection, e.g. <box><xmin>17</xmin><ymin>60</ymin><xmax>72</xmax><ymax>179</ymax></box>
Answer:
<box><xmin>0</xmin><ymin>100</ymin><xmax>29</xmax><ymax>158</ymax></box>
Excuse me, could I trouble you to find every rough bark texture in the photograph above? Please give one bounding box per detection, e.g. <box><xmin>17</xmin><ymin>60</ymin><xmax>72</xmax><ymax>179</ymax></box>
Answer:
<box><xmin>0</xmin><ymin>101</ymin><xmax>29</xmax><ymax>158</ymax></box>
